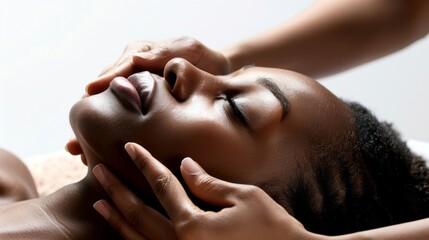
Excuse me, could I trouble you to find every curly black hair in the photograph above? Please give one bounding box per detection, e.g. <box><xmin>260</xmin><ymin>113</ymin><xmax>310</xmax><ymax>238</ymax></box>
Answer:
<box><xmin>265</xmin><ymin>101</ymin><xmax>429</xmax><ymax>235</ymax></box>
<box><xmin>347</xmin><ymin>102</ymin><xmax>429</xmax><ymax>228</ymax></box>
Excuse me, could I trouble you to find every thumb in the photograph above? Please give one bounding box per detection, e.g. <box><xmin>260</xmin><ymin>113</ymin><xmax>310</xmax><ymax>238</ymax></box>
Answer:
<box><xmin>180</xmin><ymin>158</ymin><xmax>241</xmax><ymax>207</ymax></box>
<box><xmin>132</xmin><ymin>51</ymin><xmax>167</xmax><ymax>76</ymax></box>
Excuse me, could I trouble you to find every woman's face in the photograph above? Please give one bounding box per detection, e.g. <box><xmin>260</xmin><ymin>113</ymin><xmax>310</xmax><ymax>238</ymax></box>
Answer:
<box><xmin>70</xmin><ymin>58</ymin><xmax>354</xmax><ymax>192</ymax></box>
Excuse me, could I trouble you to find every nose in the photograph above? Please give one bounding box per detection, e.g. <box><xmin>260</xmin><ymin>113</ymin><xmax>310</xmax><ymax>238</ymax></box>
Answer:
<box><xmin>163</xmin><ymin>58</ymin><xmax>218</xmax><ymax>101</ymax></box>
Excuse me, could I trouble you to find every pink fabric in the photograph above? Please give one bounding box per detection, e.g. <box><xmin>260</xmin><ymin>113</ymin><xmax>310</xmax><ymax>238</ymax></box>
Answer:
<box><xmin>26</xmin><ymin>152</ymin><xmax>87</xmax><ymax>196</ymax></box>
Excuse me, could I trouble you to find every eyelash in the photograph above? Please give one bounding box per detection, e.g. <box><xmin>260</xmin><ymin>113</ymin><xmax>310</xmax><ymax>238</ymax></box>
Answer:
<box><xmin>224</xmin><ymin>95</ymin><xmax>249</xmax><ymax>127</ymax></box>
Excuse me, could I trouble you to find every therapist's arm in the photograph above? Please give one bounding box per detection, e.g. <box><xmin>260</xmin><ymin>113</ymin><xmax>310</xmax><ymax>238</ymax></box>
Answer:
<box><xmin>86</xmin><ymin>0</ymin><xmax>429</xmax><ymax>95</ymax></box>
<box><xmin>223</xmin><ymin>0</ymin><xmax>429</xmax><ymax>78</ymax></box>
<box><xmin>335</xmin><ymin>218</ymin><xmax>429</xmax><ymax>240</ymax></box>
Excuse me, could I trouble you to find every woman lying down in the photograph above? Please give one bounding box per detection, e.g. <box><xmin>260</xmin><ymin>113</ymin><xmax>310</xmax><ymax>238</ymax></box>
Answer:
<box><xmin>1</xmin><ymin>58</ymin><xmax>428</xmax><ymax>239</ymax></box>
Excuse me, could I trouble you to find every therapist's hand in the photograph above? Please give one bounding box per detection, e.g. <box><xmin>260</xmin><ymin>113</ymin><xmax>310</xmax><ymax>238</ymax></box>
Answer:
<box><xmin>92</xmin><ymin>142</ymin><xmax>319</xmax><ymax>240</ymax></box>
<box><xmin>86</xmin><ymin>37</ymin><xmax>230</xmax><ymax>95</ymax></box>
<box><xmin>65</xmin><ymin>136</ymin><xmax>87</xmax><ymax>165</ymax></box>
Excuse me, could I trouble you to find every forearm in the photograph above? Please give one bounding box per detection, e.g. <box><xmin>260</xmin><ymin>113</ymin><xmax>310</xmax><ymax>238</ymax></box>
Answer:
<box><xmin>330</xmin><ymin>218</ymin><xmax>429</xmax><ymax>240</ymax></box>
<box><xmin>222</xmin><ymin>0</ymin><xmax>429</xmax><ymax>78</ymax></box>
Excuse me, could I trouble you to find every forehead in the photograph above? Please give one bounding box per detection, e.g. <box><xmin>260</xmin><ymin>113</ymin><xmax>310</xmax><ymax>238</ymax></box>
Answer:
<box><xmin>227</xmin><ymin>66</ymin><xmax>319</xmax><ymax>90</ymax></box>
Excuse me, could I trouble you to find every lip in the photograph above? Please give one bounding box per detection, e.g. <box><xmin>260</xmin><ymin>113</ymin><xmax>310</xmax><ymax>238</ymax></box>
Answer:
<box><xmin>110</xmin><ymin>77</ymin><xmax>142</xmax><ymax>112</ymax></box>
<box><xmin>127</xmin><ymin>71</ymin><xmax>156</xmax><ymax>114</ymax></box>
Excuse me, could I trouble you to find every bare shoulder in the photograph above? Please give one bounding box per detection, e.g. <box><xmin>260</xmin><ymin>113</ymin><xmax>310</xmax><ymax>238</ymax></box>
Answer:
<box><xmin>0</xmin><ymin>198</ymin><xmax>72</xmax><ymax>239</ymax></box>
<box><xmin>0</xmin><ymin>148</ymin><xmax>38</xmax><ymax>204</ymax></box>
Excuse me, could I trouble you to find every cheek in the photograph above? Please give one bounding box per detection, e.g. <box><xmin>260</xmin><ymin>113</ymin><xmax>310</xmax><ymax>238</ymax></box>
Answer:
<box><xmin>147</xmin><ymin>108</ymin><xmax>260</xmax><ymax>183</ymax></box>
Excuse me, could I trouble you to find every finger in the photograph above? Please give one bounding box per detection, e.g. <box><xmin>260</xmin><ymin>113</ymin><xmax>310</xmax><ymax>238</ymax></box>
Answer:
<box><xmin>93</xmin><ymin>164</ymin><xmax>176</xmax><ymax>239</ymax></box>
<box><xmin>80</xmin><ymin>154</ymin><xmax>88</xmax><ymax>166</ymax></box>
<box><xmin>65</xmin><ymin>137</ymin><xmax>83</xmax><ymax>155</ymax></box>
<box><xmin>125</xmin><ymin>143</ymin><xmax>199</xmax><ymax>222</ymax></box>
<box><xmin>180</xmin><ymin>158</ymin><xmax>244</xmax><ymax>207</ymax></box>
<box><xmin>94</xmin><ymin>200</ymin><xmax>148</xmax><ymax>240</ymax></box>
<box><xmin>86</xmin><ymin>59</ymin><xmax>137</xmax><ymax>95</ymax></box>
<box><xmin>97</xmin><ymin>43</ymin><xmax>139</xmax><ymax>77</ymax></box>
<box><xmin>132</xmin><ymin>52</ymin><xmax>167</xmax><ymax>75</ymax></box>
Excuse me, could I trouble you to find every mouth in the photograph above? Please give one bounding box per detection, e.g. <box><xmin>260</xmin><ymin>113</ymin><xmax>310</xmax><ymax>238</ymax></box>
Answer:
<box><xmin>110</xmin><ymin>77</ymin><xmax>142</xmax><ymax>112</ymax></box>
<box><xmin>127</xmin><ymin>71</ymin><xmax>156</xmax><ymax>115</ymax></box>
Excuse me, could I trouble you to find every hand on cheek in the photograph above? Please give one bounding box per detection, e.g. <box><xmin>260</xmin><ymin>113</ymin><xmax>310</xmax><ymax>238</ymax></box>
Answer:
<box><xmin>93</xmin><ymin>142</ymin><xmax>318</xmax><ymax>240</ymax></box>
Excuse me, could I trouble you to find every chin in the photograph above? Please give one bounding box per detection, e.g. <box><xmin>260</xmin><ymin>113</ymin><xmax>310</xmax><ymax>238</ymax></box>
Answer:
<box><xmin>69</xmin><ymin>93</ymin><xmax>147</xmax><ymax>189</ymax></box>
<box><xmin>69</xmin><ymin>92</ymin><xmax>180</xmax><ymax>203</ymax></box>
<box><xmin>70</xmin><ymin>90</ymin><xmax>151</xmax><ymax>156</ymax></box>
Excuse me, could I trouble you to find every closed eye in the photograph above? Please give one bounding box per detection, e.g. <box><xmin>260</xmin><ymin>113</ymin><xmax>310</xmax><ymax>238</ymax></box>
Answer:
<box><xmin>225</xmin><ymin>96</ymin><xmax>250</xmax><ymax>128</ymax></box>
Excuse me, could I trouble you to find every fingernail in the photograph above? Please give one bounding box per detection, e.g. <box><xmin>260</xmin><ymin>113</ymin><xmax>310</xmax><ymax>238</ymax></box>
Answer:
<box><xmin>93</xmin><ymin>165</ymin><xmax>105</xmax><ymax>184</ymax></box>
<box><xmin>181</xmin><ymin>158</ymin><xmax>203</xmax><ymax>174</ymax></box>
<box><xmin>125</xmin><ymin>143</ymin><xmax>136</xmax><ymax>160</ymax></box>
<box><xmin>93</xmin><ymin>200</ymin><xmax>110</xmax><ymax>219</ymax></box>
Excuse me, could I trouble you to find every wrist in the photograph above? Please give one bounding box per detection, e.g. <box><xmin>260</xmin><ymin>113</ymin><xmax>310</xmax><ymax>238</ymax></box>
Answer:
<box><xmin>295</xmin><ymin>229</ymin><xmax>333</xmax><ymax>240</ymax></box>
<box><xmin>275</xmin><ymin>215</ymin><xmax>330</xmax><ymax>240</ymax></box>
<box><xmin>220</xmin><ymin>43</ymin><xmax>247</xmax><ymax>73</ymax></box>
<box><xmin>223</xmin><ymin>54</ymin><xmax>232</xmax><ymax>75</ymax></box>
<box><xmin>216</xmin><ymin>50</ymin><xmax>232</xmax><ymax>75</ymax></box>
<box><xmin>329</xmin><ymin>231</ymin><xmax>371</xmax><ymax>240</ymax></box>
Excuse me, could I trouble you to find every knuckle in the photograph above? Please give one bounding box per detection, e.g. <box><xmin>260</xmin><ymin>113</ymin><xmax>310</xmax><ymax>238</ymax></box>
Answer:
<box><xmin>176</xmin><ymin>214</ymin><xmax>204</xmax><ymax>239</ymax></box>
<box><xmin>153</xmin><ymin>45</ymin><xmax>168</xmax><ymax>56</ymax></box>
<box><xmin>123</xmin><ymin>205</ymin><xmax>145</xmax><ymax>227</ymax></box>
<box><xmin>173</xmin><ymin>36</ymin><xmax>204</xmax><ymax>59</ymax></box>
<box><xmin>235</xmin><ymin>185</ymin><xmax>261</xmax><ymax>201</ymax></box>
<box><xmin>175</xmin><ymin>36</ymin><xmax>197</xmax><ymax>44</ymax></box>
<box><xmin>194</xmin><ymin>175</ymin><xmax>219</xmax><ymax>193</ymax></box>
<box><xmin>152</xmin><ymin>173</ymin><xmax>172</xmax><ymax>197</ymax></box>
<box><xmin>104</xmin><ymin>181</ymin><xmax>117</xmax><ymax>196</ymax></box>
<box><xmin>247</xmin><ymin>185</ymin><xmax>263</xmax><ymax>195</ymax></box>
<box><xmin>182</xmin><ymin>36</ymin><xmax>201</xmax><ymax>47</ymax></box>
<box><xmin>110</xmin><ymin>218</ymin><xmax>126</xmax><ymax>238</ymax></box>
<box><xmin>125</xmin><ymin>41</ymin><xmax>152</xmax><ymax>53</ymax></box>
<box><xmin>183</xmin><ymin>37</ymin><xmax>203</xmax><ymax>52</ymax></box>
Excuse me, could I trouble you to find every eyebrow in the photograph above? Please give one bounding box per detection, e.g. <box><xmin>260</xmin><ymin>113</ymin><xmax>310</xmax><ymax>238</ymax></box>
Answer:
<box><xmin>256</xmin><ymin>78</ymin><xmax>289</xmax><ymax>121</ymax></box>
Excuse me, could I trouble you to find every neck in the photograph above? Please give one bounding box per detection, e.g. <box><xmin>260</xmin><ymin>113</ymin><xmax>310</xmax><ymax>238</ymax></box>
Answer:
<box><xmin>40</xmin><ymin>170</ymin><xmax>119</xmax><ymax>239</ymax></box>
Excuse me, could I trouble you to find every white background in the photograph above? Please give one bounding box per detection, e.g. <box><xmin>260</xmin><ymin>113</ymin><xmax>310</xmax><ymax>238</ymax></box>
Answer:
<box><xmin>1</xmin><ymin>0</ymin><xmax>428</xmax><ymax>159</ymax></box>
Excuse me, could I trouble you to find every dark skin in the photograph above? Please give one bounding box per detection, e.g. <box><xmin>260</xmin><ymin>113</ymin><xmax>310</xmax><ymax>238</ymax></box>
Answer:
<box><xmin>0</xmin><ymin>151</ymin><xmax>120</xmax><ymax>239</ymax></box>
<box><xmin>0</xmin><ymin>148</ymin><xmax>38</xmax><ymax>205</ymax></box>
<box><xmin>93</xmin><ymin>143</ymin><xmax>313</xmax><ymax>240</ymax></box>
<box><xmin>0</xmin><ymin>59</ymin><xmax>352</xmax><ymax>239</ymax></box>
<box><xmin>62</xmin><ymin>0</ymin><xmax>429</xmax><ymax>238</ymax></box>
<box><xmin>70</xmin><ymin>59</ymin><xmax>357</xmax><ymax>239</ymax></box>
<box><xmin>1</xmin><ymin>59</ymin><xmax>355</xmax><ymax>239</ymax></box>
<box><xmin>70</xmin><ymin>58</ymin><xmax>355</xmax><ymax>198</ymax></box>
